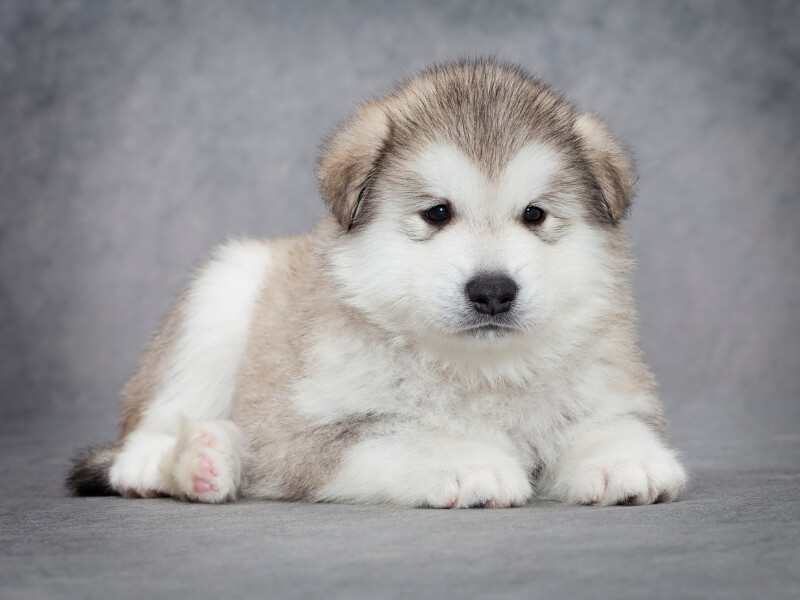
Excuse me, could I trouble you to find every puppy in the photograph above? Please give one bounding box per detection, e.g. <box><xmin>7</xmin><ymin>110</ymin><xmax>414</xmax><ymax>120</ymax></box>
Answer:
<box><xmin>68</xmin><ymin>59</ymin><xmax>686</xmax><ymax>508</ymax></box>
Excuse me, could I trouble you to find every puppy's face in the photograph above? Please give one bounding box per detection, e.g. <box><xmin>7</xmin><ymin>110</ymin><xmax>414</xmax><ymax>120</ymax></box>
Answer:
<box><xmin>318</xmin><ymin>62</ymin><xmax>634</xmax><ymax>353</ymax></box>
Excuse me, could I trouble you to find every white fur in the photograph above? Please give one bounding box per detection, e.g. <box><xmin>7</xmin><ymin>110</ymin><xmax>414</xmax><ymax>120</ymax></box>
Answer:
<box><xmin>143</xmin><ymin>240</ymin><xmax>272</xmax><ymax>429</ymax></box>
<box><xmin>291</xmin><ymin>333</ymin><xmax>407</xmax><ymax>422</ymax></box>
<box><xmin>109</xmin><ymin>430</ymin><xmax>176</xmax><ymax>497</ymax></box>
<box><xmin>545</xmin><ymin>417</ymin><xmax>687</xmax><ymax>505</ymax></box>
<box><xmin>499</xmin><ymin>143</ymin><xmax>566</xmax><ymax>212</ymax></box>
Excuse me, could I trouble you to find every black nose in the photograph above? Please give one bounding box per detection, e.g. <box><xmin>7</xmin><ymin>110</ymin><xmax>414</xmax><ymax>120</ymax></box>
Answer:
<box><xmin>465</xmin><ymin>274</ymin><xmax>518</xmax><ymax>316</ymax></box>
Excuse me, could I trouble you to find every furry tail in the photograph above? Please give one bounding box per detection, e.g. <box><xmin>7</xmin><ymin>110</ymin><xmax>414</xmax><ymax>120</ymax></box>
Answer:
<box><xmin>66</xmin><ymin>444</ymin><xmax>118</xmax><ymax>496</ymax></box>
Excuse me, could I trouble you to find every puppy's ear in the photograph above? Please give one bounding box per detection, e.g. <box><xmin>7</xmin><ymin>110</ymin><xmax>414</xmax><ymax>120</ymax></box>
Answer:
<box><xmin>317</xmin><ymin>101</ymin><xmax>391</xmax><ymax>230</ymax></box>
<box><xmin>574</xmin><ymin>113</ymin><xmax>636</xmax><ymax>223</ymax></box>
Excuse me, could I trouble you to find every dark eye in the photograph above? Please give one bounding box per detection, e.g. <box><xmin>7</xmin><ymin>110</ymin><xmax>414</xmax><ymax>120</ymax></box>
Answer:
<box><xmin>523</xmin><ymin>205</ymin><xmax>546</xmax><ymax>224</ymax></box>
<box><xmin>423</xmin><ymin>204</ymin><xmax>450</xmax><ymax>224</ymax></box>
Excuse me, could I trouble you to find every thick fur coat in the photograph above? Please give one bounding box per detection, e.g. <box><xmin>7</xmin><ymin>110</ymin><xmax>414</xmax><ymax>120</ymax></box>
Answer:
<box><xmin>68</xmin><ymin>60</ymin><xmax>686</xmax><ymax>508</ymax></box>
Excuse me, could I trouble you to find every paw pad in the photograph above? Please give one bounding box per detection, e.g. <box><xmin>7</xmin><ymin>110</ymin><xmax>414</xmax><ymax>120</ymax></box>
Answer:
<box><xmin>197</xmin><ymin>453</ymin><xmax>216</xmax><ymax>475</ymax></box>
<box><xmin>198</xmin><ymin>433</ymin><xmax>217</xmax><ymax>447</ymax></box>
<box><xmin>171</xmin><ymin>421</ymin><xmax>242</xmax><ymax>503</ymax></box>
<box><xmin>193</xmin><ymin>478</ymin><xmax>216</xmax><ymax>494</ymax></box>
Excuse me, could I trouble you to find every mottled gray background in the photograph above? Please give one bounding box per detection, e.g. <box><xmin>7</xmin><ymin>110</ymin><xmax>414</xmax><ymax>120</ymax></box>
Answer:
<box><xmin>1</xmin><ymin>1</ymin><xmax>798</xmax><ymax>599</ymax></box>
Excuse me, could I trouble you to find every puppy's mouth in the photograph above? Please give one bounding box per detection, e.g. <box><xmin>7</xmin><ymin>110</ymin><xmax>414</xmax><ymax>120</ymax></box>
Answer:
<box><xmin>458</xmin><ymin>321</ymin><xmax>519</xmax><ymax>339</ymax></box>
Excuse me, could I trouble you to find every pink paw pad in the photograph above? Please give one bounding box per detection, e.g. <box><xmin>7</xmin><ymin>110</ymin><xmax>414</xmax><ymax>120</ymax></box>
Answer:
<box><xmin>197</xmin><ymin>454</ymin><xmax>217</xmax><ymax>475</ymax></box>
<box><xmin>198</xmin><ymin>433</ymin><xmax>217</xmax><ymax>448</ymax></box>
<box><xmin>193</xmin><ymin>477</ymin><xmax>216</xmax><ymax>494</ymax></box>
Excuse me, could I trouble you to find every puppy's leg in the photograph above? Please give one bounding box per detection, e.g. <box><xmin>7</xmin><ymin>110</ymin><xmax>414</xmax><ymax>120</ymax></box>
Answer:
<box><xmin>107</xmin><ymin>431</ymin><xmax>177</xmax><ymax>498</ymax></box>
<box><xmin>545</xmin><ymin>415</ymin><xmax>687</xmax><ymax>505</ymax></box>
<box><xmin>315</xmin><ymin>431</ymin><xmax>532</xmax><ymax>508</ymax></box>
<box><xmin>107</xmin><ymin>419</ymin><xmax>244</xmax><ymax>502</ymax></box>
<box><xmin>72</xmin><ymin>240</ymin><xmax>271</xmax><ymax>502</ymax></box>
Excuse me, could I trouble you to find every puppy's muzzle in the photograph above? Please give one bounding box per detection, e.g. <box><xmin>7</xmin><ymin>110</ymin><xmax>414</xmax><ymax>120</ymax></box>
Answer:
<box><xmin>465</xmin><ymin>274</ymin><xmax>517</xmax><ymax>316</ymax></box>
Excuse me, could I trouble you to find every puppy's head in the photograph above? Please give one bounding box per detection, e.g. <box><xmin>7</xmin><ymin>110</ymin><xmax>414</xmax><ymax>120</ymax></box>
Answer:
<box><xmin>318</xmin><ymin>60</ymin><xmax>635</xmax><ymax>360</ymax></box>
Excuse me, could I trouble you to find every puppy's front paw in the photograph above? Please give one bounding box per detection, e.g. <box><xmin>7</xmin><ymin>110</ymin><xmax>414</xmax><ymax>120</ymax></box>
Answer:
<box><xmin>170</xmin><ymin>420</ymin><xmax>243</xmax><ymax>503</ymax></box>
<box><xmin>318</xmin><ymin>437</ymin><xmax>532</xmax><ymax>508</ymax></box>
<box><xmin>552</xmin><ymin>445</ymin><xmax>686</xmax><ymax>506</ymax></box>
<box><xmin>426</xmin><ymin>459</ymin><xmax>532</xmax><ymax>508</ymax></box>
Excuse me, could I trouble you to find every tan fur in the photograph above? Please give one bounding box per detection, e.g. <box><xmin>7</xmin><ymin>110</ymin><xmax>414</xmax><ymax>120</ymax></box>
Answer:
<box><xmin>228</xmin><ymin>231</ymin><xmax>389</xmax><ymax>498</ymax></box>
<box><xmin>317</xmin><ymin>101</ymin><xmax>392</xmax><ymax>229</ymax></box>
<box><xmin>317</xmin><ymin>59</ymin><xmax>634</xmax><ymax>231</ymax></box>
<box><xmin>573</xmin><ymin>113</ymin><xmax>636</xmax><ymax>221</ymax></box>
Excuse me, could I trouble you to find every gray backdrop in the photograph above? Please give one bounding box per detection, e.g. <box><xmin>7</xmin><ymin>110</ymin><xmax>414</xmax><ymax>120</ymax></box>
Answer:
<box><xmin>1</xmin><ymin>1</ymin><xmax>798</xmax><ymax>599</ymax></box>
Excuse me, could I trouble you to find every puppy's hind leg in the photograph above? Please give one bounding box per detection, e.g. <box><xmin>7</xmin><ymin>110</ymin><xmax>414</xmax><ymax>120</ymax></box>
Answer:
<box><xmin>69</xmin><ymin>240</ymin><xmax>272</xmax><ymax>502</ymax></box>
<box><xmin>100</xmin><ymin>419</ymin><xmax>244</xmax><ymax>502</ymax></box>
<box><xmin>102</xmin><ymin>419</ymin><xmax>245</xmax><ymax>502</ymax></box>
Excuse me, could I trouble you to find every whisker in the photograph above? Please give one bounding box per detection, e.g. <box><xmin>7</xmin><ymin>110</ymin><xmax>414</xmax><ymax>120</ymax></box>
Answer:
<box><xmin>512</xmin><ymin>257</ymin><xmax>535</xmax><ymax>274</ymax></box>
<box><xmin>445</xmin><ymin>260</ymin><xmax>468</xmax><ymax>277</ymax></box>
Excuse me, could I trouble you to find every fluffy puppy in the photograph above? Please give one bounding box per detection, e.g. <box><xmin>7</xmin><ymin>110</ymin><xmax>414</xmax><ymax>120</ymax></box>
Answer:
<box><xmin>68</xmin><ymin>59</ymin><xmax>686</xmax><ymax>508</ymax></box>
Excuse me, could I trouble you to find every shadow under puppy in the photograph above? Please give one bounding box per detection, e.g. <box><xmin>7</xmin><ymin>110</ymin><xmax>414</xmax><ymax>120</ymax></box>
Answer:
<box><xmin>68</xmin><ymin>59</ymin><xmax>686</xmax><ymax>508</ymax></box>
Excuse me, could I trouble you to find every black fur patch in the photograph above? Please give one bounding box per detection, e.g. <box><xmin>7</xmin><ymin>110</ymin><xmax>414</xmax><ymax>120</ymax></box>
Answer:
<box><xmin>66</xmin><ymin>444</ymin><xmax>118</xmax><ymax>496</ymax></box>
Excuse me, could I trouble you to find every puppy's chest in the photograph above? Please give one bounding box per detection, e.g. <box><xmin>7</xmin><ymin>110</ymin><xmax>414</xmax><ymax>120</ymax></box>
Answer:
<box><xmin>290</xmin><ymin>343</ymin><xmax>564</xmax><ymax>433</ymax></box>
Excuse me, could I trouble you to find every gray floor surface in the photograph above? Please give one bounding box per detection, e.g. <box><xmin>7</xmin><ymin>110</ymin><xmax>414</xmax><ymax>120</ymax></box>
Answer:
<box><xmin>2</xmin><ymin>1</ymin><xmax>799</xmax><ymax>598</ymax></box>
<box><xmin>2</xmin><ymin>433</ymin><xmax>799</xmax><ymax>600</ymax></box>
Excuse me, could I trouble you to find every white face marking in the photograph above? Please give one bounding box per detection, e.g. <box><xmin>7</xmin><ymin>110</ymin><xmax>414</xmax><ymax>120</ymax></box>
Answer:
<box><xmin>498</xmin><ymin>143</ymin><xmax>566</xmax><ymax>214</ymax></box>
<box><xmin>329</xmin><ymin>141</ymin><xmax>614</xmax><ymax>366</ymax></box>
<box><xmin>412</xmin><ymin>144</ymin><xmax>490</xmax><ymax>211</ymax></box>
<box><xmin>410</xmin><ymin>143</ymin><xmax>565</xmax><ymax>226</ymax></box>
